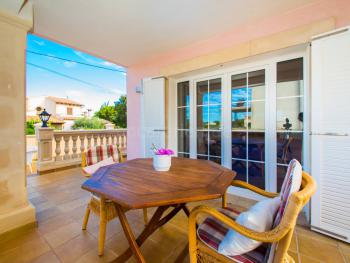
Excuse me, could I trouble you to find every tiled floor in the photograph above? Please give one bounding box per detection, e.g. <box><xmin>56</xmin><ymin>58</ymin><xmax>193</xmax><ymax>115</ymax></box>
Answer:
<box><xmin>0</xmin><ymin>167</ymin><xmax>349</xmax><ymax>263</ymax></box>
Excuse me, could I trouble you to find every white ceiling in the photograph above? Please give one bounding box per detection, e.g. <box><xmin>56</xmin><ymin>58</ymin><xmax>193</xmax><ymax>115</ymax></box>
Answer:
<box><xmin>30</xmin><ymin>0</ymin><xmax>317</xmax><ymax>66</ymax></box>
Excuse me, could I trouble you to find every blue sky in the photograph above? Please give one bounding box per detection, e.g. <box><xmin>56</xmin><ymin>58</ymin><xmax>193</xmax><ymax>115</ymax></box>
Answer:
<box><xmin>26</xmin><ymin>34</ymin><xmax>126</xmax><ymax>113</ymax></box>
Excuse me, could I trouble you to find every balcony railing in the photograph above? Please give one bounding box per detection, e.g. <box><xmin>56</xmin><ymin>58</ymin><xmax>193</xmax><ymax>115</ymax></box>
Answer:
<box><xmin>35</xmin><ymin>128</ymin><xmax>127</xmax><ymax>173</ymax></box>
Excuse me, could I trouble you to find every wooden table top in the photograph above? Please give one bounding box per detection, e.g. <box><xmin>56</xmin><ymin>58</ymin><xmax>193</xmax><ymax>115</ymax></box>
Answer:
<box><xmin>82</xmin><ymin>157</ymin><xmax>236</xmax><ymax>209</ymax></box>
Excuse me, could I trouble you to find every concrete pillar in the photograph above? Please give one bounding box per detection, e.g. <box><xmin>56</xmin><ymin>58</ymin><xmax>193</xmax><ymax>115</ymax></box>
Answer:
<box><xmin>35</xmin><ymin>128</ymin><xmax>54</xmax><ymax>170</ymax></box>
<box><xmin>0</xmin><ymin>8</ymin><xmax>36</xmax><ymax>234</ymax></box>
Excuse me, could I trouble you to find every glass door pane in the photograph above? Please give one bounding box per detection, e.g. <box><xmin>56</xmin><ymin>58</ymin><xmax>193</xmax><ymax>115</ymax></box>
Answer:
<box><xmin>231</xmin><ymin>70</ymin><xmax>266</xmax><ymax>189</ymax></box>
<box><xmin>177</xmin><ymin>81</ymin><xmax>190</xmax><ymax>158</ymax></box>
<box><xmin>196</xmin><ymin>78</ymin><xmax>222</xmax><ymax>164</ymax></box>
<box><xmin>276</xmin><ymin>58</ymin><xmax>304</xmax><ymax>191</ymax></box>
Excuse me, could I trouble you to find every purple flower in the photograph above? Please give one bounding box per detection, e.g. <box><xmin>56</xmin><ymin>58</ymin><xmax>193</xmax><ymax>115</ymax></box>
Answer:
<box><xmin>156</xmin><ymin>148</ymin><xmax>174</xmax><ymax>155</ymax></box>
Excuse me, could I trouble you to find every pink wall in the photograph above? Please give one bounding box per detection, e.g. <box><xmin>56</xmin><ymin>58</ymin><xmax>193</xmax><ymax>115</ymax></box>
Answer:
<box><xmin>127</xmin><ymin>0</ymin><xmax>350</xmax><ymax>159</ymax></box>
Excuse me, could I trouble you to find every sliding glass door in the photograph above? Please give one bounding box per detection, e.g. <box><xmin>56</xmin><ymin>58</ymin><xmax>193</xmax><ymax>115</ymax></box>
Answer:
<box><xmin>276</xmin><ymin>58</ymin><xmax>304</xmax><ymax>191</ymax></box>
<box><xmin>196</xmin><ymin>78</ymin><xmax>222</xmax><ymax>164</ymax></box>
<box><xmin>231</xmin><ymin>70</ymin><xmax>266</xmax><ymax>189</ymax></box>
<box><xmin>177</xmin><ymin>81</ymin><xmax>190</xmax><ymax>158</ymax></box>
<box><xmin>175</xmin><ymin>54</ymin><xmax>306</xmax><ymax>194</ymax></box>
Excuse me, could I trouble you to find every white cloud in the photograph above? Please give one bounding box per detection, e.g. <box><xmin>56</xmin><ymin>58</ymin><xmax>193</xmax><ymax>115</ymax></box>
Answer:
<box><xmin>101</xmin><ymin>61</ymin><xmax>114</xmax><ymax>66</ymax></box>
<box><xmin>63</xmin><ymin>61</ymin><xmax>77</xmax><ymax>68</ymax></box>
<box><xmin>33</xmin><ymin>40</ymin><xmax>45</xmax><ymax>46</ymax></box>
<box><xmin>73</xmin><ymin>50</ymin><xmax>96</xmax><ymax>64</ymax></box>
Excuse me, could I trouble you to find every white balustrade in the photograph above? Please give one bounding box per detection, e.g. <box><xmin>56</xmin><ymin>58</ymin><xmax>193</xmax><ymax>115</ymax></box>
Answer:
<box><xmin>54</xmin><ymin>134</ymin><xmax>62</xmax><ymax>161</ymax></box>
<box><xmin>36</xmin><ymin>129</ymin><xmax>127</xmax><ymax>173</ymax></box>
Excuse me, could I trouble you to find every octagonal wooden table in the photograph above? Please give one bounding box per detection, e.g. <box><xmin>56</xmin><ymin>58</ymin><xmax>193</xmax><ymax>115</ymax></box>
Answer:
<box><xmin>82</xmin><ymin>157</ymin><xmax>236</xmax><ymax>263</ymax></box>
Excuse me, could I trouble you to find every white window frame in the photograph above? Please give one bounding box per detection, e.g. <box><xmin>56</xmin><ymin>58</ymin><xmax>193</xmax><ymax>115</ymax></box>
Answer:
<box><xmin>172</xmin><ymin>45</ymin><xmax>309</xmax><ymax>200</ymax></box>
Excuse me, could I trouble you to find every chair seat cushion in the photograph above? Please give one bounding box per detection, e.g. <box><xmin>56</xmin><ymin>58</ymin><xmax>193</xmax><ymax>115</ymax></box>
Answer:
<box><xmin>82</xmin><ymin>157</ymin><xmax>115</xmax><ymax>176</ymax></box>
<box><xmin>197</xmin><ymin>207</ymin><xmax>267</xmax><ymax>263</ymax></box>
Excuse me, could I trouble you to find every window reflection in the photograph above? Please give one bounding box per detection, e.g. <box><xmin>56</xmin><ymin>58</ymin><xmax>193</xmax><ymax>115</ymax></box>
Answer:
<box><xmin>209</xmin><ymin>105</ymin><xmax>221</xmax><ymax>129</ymax></box>
<box><xmin>276</xmin><ymin>58</ymin><xmax>304</xmax><ymax>192</ymax></box>
<box><xmin>177</xmin><ymin>107</ymin><xmax>190</xmax><ymax>129</ymax></box>
<box><xmin>196</xmin><ymin>78</ymin><xmax>222</xmax><ymax>164</ymax></box>
<box><xmin>248</xmin><ymin>101</ymin><xmax>264</xmax><ymax>131</ymax></box>
<box><xmin>209</xmin><ymin>132</ymin><xmax>221</xmax><ymax>156</ymax></box>
<box><xmin>177</xmin><ymin>130</ymin><xmax>189</xmax><ymax>153</ymax></box>
<box><xmin>177</xmin><ymin>81</ymin><xmax>190</xmax><ymax>158</ymax></box>
<box><xmin>276</xmin><ymin>132</ymin><xmax>302</xmax><ymax>164</ymax></box>
<box><xmin>232</xmin><ymin>160</ymin><xmax>247</xmax><ymax>181</ymax></box>
<box><xmin>231</xmin><ymin>70</ymin><xmax>266</xmax><ymax>189</ymax></box>
<box><xmin>248</xmin><ymin>162</ymin><xmax>265</xmax><ymax>189</ymax></box>
<box><xmin>209</xmin><ymin>78</ymin><xmax>221</xmax><ymax>104</ymax></box>
<box><xmin>177</xmin><ymin>81</ymin><xmax>190</xmax><ymax>107</ymax></box>
<box><xmin>197</xmin><ymin>106</ymin><xmax>209</xmax><ymax>130</ymax></box>
<box><xmin>197</xmin><ymin>81</ymin><xmax>208</xmax><ymax>105</ymax></box>
<box><xmin>197</xmin><ymin>131</ymin><xmax>208</xmax><ymax>155</ymax></box>
<box><xmin>232</xmin><ymin>132</ymin><xmax>246</xmax><ymax>159</ymax></box>
<box><xmin>248</xmin><ymin>132</ymin><xmax>265</xmax><ymax>162</ymax></box>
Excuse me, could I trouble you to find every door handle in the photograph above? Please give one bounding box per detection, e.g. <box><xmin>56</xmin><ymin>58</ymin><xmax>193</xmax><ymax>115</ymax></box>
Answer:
<box><xmin>309</xmin><ymin>132</ymin><xmax>349</xmax><ymax>136</ymax></box>
<box><xmin>153</xmin><ymin>129</ymin><xmax>167</xmax><ymax>132</ymax></box>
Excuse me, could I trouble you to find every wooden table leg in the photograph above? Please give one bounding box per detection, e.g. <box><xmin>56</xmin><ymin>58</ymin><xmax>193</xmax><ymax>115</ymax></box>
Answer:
<box><xmin>112</xmin><ymin>204</ymin><xmax>187</xmax><ymax>263</ymax></box>
<box><xmin>115</xmin><ymin>204</ymin><xmax>146</xmax><ymax>263</ymax></box>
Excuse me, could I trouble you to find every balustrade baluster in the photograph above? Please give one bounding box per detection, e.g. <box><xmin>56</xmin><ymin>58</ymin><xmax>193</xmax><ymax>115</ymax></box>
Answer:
<box><xmin>99</xmin><ymin>134</ymin><xmax>105</xmax><ymax>145</ymax></box>
<box><xmin>54</xmin><ymin>135</ymin><xmax>62</xmax><ymax>161</ymax></box>
<box><xmin>107</xmin><ymin>133</ymin><xmax>112</xmax><ymax>145</ymax></box>
<box><xmin>112</xmin><ymin>134</ymin><xmax>116</xmax><ymax>146</ymax></box>
<box><xmin>79</xmin><ymin>134</ymin><xmax>86</xmax><ymax>156</ymax></box>
<box><xmin>116</xmin><ymin>134</ymin><xmax>121</xmax><ymax>148</ymax></box>
<box><xmin>63</xmin><ymin>135</ymin><xmax>71</xmax><ymax>160</ymax></box>
<box><xmin>122</xmin><ymin>132</ymin><xmax>127</xmax><ymax>148</ymax></box>
<box><xmin>93</xmin><ymin>134</ymin><xmax>98</xmax><ymax>147</ymax></box>
<box><xmin>86</xmin><ymin>134</ymin><xmax>92</xmax><ymax>149</ymax></box>
<box><xmin>72</xmin><ymin>135</ymin><xmax>78</xmax><ymax>159</ymax></box>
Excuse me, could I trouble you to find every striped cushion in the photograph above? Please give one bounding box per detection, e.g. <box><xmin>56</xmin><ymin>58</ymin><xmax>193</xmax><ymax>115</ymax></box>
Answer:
<box><xmin>197</xmin><ymin>207</ymin><xmax>267</xmax><ymax>263</ymax></box>
<box><xmin>273</xmin><ymin>159</ymin><xmax>302</xmax><ymax>227</ymax></box>
<box><xmin>266</xmin><ymin>159</ymin><xmax>302</xmax><ymax>262</ymax></box>
<box><xmin>86</xmin><ymin>145</ymin><xmax>119</xmax><ymax>166</ymax></box>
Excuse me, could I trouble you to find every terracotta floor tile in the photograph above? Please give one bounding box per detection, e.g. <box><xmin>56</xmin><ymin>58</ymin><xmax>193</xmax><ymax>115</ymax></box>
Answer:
<box><xmin>338</xmin><ymin>242</ymin><xmax>350</xmax><ymax>263</ymax></box>
<box><xmin>300</xmin><ymin>254</ymin><xmax>325</xmax><ymax>263</ymax></box>
<box><xmin>43</xmin><ymin>221</ymin><xmax>82</xmax><ymax>248</ymax></box>
<box><xmin>29</xmin><ymin>195</ymin><xmax>48</xmax><ymax>206</ymax></box>
<box><xmin>296</xmin><ymin>226</ymin><xmax>339</xmax><ymax>245</ymax></box>
<box><xmin>29</xmin><ymin>251</ymin><xmax>60</xmax><ymax>263</ymax></box>
<box><xmin>57</xmin><ymin>196</ymin><xmax>90</xmax><ymax>213</ymax></box>
<box><xmin>0</xmin><ymin>228</ymin><xmax>42</xmax><ymax>254</ymax></box>
<box><xmin>0</xmin><ymin>237</ymin><xmax>50</xmax><ymax>263</ymax></box>
<box><xmin>88</xmin><ymin>218</ymin><xmax>124</xmax><ymax>240</ymax></box>
<box><xmin>298</xmin><ymin>234</ymin><xmax>344</xmax><ymax>263</ymax></box>
<box><xmin>53</xmin><ymin>232</ymin><xmax>97</xmax><ymax>262</ymax></box>
<box><xmin>37</xmin><ymin>213</ymin><xmax>75</xmax><ymax>235</ymax></box>
<box><xmin>36</xmin><ymin>206</ymin><xmax>63</xmax><ymax>223</ymax></box>
<box><xmin>75</xmin><ymin>247</ymin><xmax>117</xmax><ymax>263</ymax></box>
<box><xmin>105</xmin><ymin>231</ymin><xmax>130</xmax><ymax>256</ymax></box>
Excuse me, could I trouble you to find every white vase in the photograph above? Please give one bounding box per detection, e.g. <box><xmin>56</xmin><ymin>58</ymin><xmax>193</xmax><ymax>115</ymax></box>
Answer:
<box><xmin>153</xmin><ymin>155</ymin><xmax>171</xmax><ymax>172</ymax></box>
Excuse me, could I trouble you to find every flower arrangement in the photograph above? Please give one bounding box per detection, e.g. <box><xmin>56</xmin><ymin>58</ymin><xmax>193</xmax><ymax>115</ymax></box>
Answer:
<box><xmin>151</xmin><ymin>144</ymin><xmax>174</xmax><ymax>156</ymax></box>
<box><xmin>151</xmin><ymin>144</ymin><xmax>174</xmax><ymax>171</ymax></box>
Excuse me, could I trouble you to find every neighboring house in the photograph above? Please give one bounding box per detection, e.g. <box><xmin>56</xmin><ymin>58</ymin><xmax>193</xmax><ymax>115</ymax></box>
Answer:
<box><xmin>26</xmin><ymin>96</ymin><xmax>84</xmax><ymax>130</ymax></box>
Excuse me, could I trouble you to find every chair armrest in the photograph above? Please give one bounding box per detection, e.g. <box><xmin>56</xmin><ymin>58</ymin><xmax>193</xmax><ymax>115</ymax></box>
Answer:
<box><xmin>188</xmin><ymin>205</ymin><xmax>289</xmax><ymax>245</ymax></box>
<box><xmin>231</xmin><ymin>180</ymin><xmax>278</xmax><ymax>198</ymax></box>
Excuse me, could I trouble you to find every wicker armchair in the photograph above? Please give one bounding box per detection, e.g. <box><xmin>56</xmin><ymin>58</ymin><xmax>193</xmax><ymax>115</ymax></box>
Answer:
<box><xmin>189</xmin><ymin>171</ymin><xmax>316</xmax><ymax>263</ymax></box>
<box><xmin>81</xmin><ymin>145</ymin><xmax>148</xmax><ymax>256</ymax></box>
